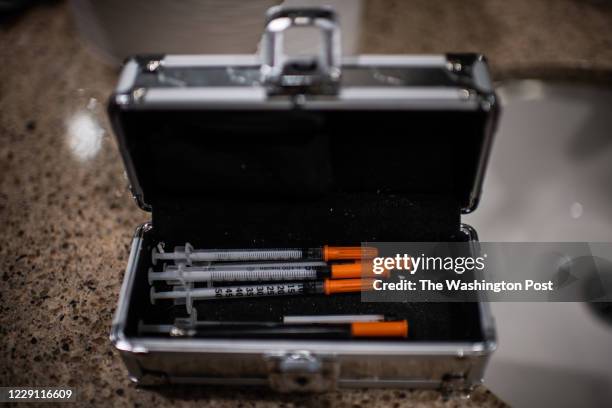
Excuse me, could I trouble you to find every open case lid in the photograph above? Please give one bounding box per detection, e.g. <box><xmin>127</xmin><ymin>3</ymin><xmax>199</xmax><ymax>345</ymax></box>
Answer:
<box><xmin>107</xmin><ymin>7</ymin><xmax>499</xmax><ymax>244</ymax></box>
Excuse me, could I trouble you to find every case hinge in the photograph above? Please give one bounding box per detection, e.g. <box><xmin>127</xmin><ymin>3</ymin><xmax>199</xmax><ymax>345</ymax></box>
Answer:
<box><xmin>266</xmin><ymin>351</ymin><xmax>339</xmax><ymax>392</ymax></box>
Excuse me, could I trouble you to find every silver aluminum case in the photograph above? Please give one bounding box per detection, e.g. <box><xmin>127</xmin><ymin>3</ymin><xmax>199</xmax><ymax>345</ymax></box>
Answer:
<box><xmin>109</xmin><ymin>54</ymin><xmax>498</xmax><ymax>393</ymax></box>
<box><xmin>111</xmin><ymin>224</ymin><xmax>496</xmax><ymax>393</ymax></box>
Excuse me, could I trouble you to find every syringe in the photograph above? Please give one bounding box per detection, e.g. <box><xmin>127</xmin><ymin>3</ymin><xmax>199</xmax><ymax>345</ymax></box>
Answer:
<box><xmin>150</xmin><ymin>278</ymin><xmax>375</xmax><ymax>312</ymax></box>
<box><xmin>148</xmin><ymin>262</ymin><xmax>386</xmax><ymax>285</ymax></box>
<box><xmin>139</xmin><ymin>320</ymin><xmax>409</xmax><ymax>339</ymax></box>
<box><xmin>139</xmin><ymin>314</ymin><xmax>387</xmax><ymax>335</ymax></box>
<box><xmin>152</xmin><ymin>243</ymin><xmax>378</xmax><ymax>265</ymax></box>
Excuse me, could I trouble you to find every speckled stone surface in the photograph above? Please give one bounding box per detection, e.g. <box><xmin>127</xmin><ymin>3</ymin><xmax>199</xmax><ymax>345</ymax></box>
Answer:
<box><xmin>9</xmin><ymin>0</ymin><xmax>611</xmax><ymax>405</ymax></box>
<box><xmin>361</xmin><ymin>0</ymin><xmax>612</xmax><ymax>83</ymax></box>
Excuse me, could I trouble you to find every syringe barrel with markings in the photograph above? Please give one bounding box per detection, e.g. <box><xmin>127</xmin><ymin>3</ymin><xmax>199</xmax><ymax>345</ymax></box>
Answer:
<box><xmin>150</xmin><ymin>278</ymin><xmax>375</xmax><ymax>303</ymax></box>
<box><xmin>152</xmin><ymin>244</ymin><xmax>378</xmax><ymax>265</ymax></box>
<box><xmin>148</xmin><ymin>262</ymin><xmax>383</xmax><ymax>284</ymax></box>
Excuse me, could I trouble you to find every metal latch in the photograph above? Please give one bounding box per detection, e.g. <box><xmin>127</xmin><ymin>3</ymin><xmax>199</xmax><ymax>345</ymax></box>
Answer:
<box><xmin>266</xmin><ymin>351</ymin><xmax>339</xmax><ymax>392</ymax></box>
<box><xmin>261</xmin><ymin>7</ymin><xmax>341</xmax><ymax>95</ymax></box>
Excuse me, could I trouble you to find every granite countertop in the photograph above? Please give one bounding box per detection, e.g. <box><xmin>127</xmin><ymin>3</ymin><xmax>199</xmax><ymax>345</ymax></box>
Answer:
<box><xmin>362</xmin><ymin>0</ymin><xmax>612</xmax><ymax>83</ymax></box>
<box><xmin>7</xmin><ymin>0</ymin><xmax>609</xmax><ymax>406</ymax></box>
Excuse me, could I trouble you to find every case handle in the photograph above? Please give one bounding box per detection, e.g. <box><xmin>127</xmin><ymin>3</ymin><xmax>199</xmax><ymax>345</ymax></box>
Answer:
<box><xmin>261</xmin><ymin>6</ymin><xmax>342</xmax><ymax>95</ymax></box>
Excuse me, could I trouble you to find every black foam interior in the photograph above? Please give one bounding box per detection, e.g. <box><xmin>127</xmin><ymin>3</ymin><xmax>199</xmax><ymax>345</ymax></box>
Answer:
<box><xmin>152</xmin><ymin>192</ymin><xmax>459</xmax><ymax>247</ymax></box>
<box><xmin>124</xmin><ymin>224</ymin><xmax>484</xmax><ymax>342</ymax></box>
<box><xmin>115</xmin><ymin>109</ymin><xmax>489</xmax><ymax>213</ymax></box>
<box><xmin>115</xmin><ymin>108</ymin><xmax>488</xmax><ymax>342</ymax></box>
<box><xmin>122</xmin><ymin>192</ymin><xmax>483</xmax><ymax>343</ymax></box>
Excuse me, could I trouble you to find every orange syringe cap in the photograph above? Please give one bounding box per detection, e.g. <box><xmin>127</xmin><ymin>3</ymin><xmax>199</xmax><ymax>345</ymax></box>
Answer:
<box><xmin>323</xmin><ymin>245</ymin><xmax>378</xmax><ymax>261</ymax></box>
<box><xmin>323</xmin><ymin>278</ymin><xmax>375</xmax><ymax>295</ymax></box>
<box><xmin>351</xmin><ymin>321</ymin><xmax>409</xmax><ymax>338</ymax></box>
<box><xmin>330</xmin><ymin>263</ymin><xmax>390</xmax><ymax>279</ymax></box>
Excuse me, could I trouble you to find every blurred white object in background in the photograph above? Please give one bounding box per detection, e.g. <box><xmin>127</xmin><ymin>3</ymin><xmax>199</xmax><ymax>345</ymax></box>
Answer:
<box><xmin>65</xmin><ymin>96</ymin><xmax>104</xmax><ymax>162</ymax></box>
<box><xmin>465</xmin><ymin>81</ymin><xmax>612</xmax><ymax>407</ymax></box>
<box><xmin>69</xmin><ymin>0</ymin><xmax>362</xmax><ymax>65</ymax></box>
